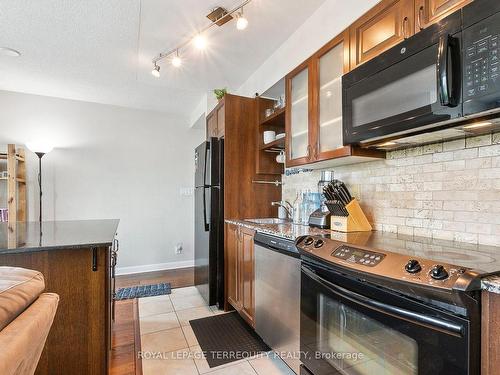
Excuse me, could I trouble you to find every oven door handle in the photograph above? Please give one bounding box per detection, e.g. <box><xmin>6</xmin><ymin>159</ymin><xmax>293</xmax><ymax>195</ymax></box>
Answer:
<box><xmin>302</xmin><ymin>265</ymin><xmax>464</xmax><ymax>337</ymax></box>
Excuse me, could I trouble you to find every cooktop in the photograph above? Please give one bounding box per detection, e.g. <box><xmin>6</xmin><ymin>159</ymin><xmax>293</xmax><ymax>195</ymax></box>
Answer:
<box><xmin>297</xmin><ymin>231</ymin><xmax>500</xmax><ymax>292</ymax></box>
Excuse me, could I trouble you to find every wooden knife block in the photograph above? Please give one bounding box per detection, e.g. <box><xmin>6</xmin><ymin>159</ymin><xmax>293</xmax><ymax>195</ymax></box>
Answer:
<box><xmin>330</xmin><ymin>199</ymin><xmax>372</xmax><ymax>233</ymax></box>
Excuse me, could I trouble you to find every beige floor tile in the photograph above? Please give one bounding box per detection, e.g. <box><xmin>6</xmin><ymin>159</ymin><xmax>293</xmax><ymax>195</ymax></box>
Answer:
<box><xmin>171</xmin><ymin>286</ymin><xmax>201</xmax><ymax>297</ymax></box>
<box><xmin>207</xmin><ymin>361</ymin><xmax>258</xmax><ymax>375</ymax></box>
<box><xmin>171</xmin><ymin>293</ymin><xmax>207</xmax><ymax>311</ymax></box>
<box><xmin>141</xmin><ymin>327</ymin><xmax>189</xmax><ymax>354</ymax></box>
<box><xmin>139</xmin><ymin>297</ymin><xmax>174</xmax><ymax>317</ymax></box>
<box><xmin>176</xmin><ymin>306</ymin><xmax>214</xmax><ymax>326</ymax></box>
<box><xmin>209</xmin><ymin>306</ymin><xmax>227</xmax><ymax>315</ymax></box>
<box><xmin>139</xmin><ymin>294</ymin><xmax>171</xmax><ymax>303</ymax></box>
<box><xmin>181</xmin><ymin>325</ymin><xmax>199</xmax><ymax>347</ymax></box>
<box><xmin>141</xmin><ymin>348</ymin><xmax>198</xmax><ymax>375</ymax></box>
<box><xmin>140</xmin><ymin>311</ymin><xmax>180</xmax><ymax>335</ymax></box>
<box><xmin>249</xmin><ymin>354</ymin><xmax>296</xmax><ymax>375</ymax></box>
<box><xmin>189</xmin><ymin>345</ymin><xmax>250</xmax><ymax>374</ymax></box>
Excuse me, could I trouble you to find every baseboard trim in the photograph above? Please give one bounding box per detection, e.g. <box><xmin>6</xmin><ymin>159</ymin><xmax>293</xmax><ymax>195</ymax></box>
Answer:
<box><xmin>116</xmin><ymin>260</ymin><xmax>195</xmax><ymax>276</ymax></box>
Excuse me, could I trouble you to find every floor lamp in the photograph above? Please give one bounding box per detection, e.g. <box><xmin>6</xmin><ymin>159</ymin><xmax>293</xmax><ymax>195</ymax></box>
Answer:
<box><xmin>27</xmin><ymin>142</ymin><xmax>53</xmax><ymax>222</ymax></box>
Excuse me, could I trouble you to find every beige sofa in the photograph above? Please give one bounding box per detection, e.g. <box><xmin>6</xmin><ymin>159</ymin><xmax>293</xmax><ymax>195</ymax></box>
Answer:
<box><xmin>0</xmin><ymin>267</ymin><xmax>59</xmax><ymax>375</ymax></box>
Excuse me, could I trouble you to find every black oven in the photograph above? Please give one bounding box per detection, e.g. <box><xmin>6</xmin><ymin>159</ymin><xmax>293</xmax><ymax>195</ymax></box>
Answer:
<box><xmin>300</xmin><ymin>257</ymin><xmax>480</xmax><ymax>375</ymax></box>
<box><xmin>342</xmin><ymin>0</ymin><xmax>500</xmax><ymax>147</ymax></box>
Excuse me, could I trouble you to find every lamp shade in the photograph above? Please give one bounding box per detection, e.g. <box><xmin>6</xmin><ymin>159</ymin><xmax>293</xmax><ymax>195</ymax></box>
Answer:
<box><xmin>26</xmin><ymin>141</ymin><xmax>54</xmax><ymax>155</ymax></box>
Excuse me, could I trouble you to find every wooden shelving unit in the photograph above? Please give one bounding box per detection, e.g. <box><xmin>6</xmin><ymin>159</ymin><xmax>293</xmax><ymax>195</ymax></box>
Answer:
<box><xmin>0</xmin><ymin>144</ymin><xmax>27</xmax><ymax>224</ymax></box>
<box><xmin>259</xmin><ymin>107</ymin><xmax>285</xmax><ymax>127</ymax></box>
<box><xmin>256</xmin><ymin>97</ymin><xmax>286</xmax><ymax>175</ymax></box>
<box><xmin>260</xmin><ymin>137</ymin><xmax>285</xmax><ymax>151</ymax></box>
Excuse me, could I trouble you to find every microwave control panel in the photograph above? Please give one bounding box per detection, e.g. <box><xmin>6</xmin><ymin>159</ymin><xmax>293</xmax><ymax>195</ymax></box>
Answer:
<box><xmin>332</xmin><ymin>245</ymin><xmax>385</xmax><ymax>267</ymax></box>
<box><xmin>463</xmin><ymin>11</ymin><xmax>500</xmax><ymax>99</ymax></box>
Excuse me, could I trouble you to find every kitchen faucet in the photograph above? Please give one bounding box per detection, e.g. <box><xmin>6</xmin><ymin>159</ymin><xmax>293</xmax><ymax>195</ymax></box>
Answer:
<box><xmin>271</xmin><ymin>201</ymin><xmax>293</xmax><ymax>219</ymax></box>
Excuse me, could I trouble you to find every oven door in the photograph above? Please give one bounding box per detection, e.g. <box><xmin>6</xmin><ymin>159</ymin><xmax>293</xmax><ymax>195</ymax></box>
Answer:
<box><xmin>343</xmin><ymin>32</ymin><xmax>462</xmax><ymax>146</ymax></box>
<box><xmin>300</xmin><ymin>263</ymin><xmax>475</xmax><ymax>375</ymax></box>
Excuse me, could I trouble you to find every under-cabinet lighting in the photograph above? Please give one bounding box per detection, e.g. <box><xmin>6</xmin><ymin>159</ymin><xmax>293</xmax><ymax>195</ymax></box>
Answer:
<box><xmin>463</xmin><ymin>121</ymin><xmax>493</xmax><ymax>129</ymax></box>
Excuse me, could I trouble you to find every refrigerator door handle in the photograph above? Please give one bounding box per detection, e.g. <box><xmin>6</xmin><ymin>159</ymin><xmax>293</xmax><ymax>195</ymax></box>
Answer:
<box><xmin>204</xmin><ymin>141</ymin><xmax>210</xmax><ymax>186</ymax></box>
<box><xmin>203</xmin><ymin>188</ymin><xmax>210</xmax><ymax>232</ymax></box>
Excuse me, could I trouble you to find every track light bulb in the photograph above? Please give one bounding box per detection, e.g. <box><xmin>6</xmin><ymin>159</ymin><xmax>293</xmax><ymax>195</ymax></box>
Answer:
<box><xmin>172</xmin><ymin>56</ymin><xmax>182</xmax><ymax>67</ymax></box>
<box><xmin>172</xmin><ymin>50</ymin><xmax>182</xmax><ymax>67</ymax></box>
<box><xmin>152</xmin><ymin>64</ymin><xmax>160</xmax><ymax>78</ymax></box>
<box><xmin>193</xmin><ymin>34</ymin><xmax>207</xmax><ymax>50</ymax></box>
<box><xmin>236</xmin><ymin>12</ymin><xmax>248</xmax><ymax>30</ymax></box>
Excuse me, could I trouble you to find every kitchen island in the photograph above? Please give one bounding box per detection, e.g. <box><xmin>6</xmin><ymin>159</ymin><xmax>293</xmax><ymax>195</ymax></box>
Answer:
<box><xmin>0</xmin><ymin>219</ymin><xmax>119</xmax><ymax>375</ymax></box>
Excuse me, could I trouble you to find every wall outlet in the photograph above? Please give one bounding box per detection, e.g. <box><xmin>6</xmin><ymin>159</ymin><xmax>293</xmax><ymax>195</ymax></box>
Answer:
<box><xmin>175</xmin><ymin>243</ymin><xmax>183</xmax><ymax>254</ymax></box>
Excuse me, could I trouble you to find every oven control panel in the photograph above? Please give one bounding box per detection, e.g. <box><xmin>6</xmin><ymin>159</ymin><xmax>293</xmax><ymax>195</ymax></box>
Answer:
<box><xmin>297</xmin><ymin>235</ymin><xmax>474</xmax><ymax>290</ymax></box>
<box><xmin>332</xmin><ymin>245</ymin><xmax>385</xmax><ymax>267</ymax></box>
<box><xmin>463</xmin><ymin>11</ymin><xmax>500</xmax><ymax>99</ymax></box>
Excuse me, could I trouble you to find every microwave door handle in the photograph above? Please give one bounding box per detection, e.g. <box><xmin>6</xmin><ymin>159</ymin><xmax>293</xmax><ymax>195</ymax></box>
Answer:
<box><xmin>302</xmin><ymin>265</ymin><xmax>464</xmax><ymax>337</ymax></box>
<box><xmin>437</xmin><ymin>35</ymin><xmax>450</xmax><ymax>106</ymax></box>
<box><xmin>437</xmin><ymin>35</ymin><xmax>461</xmax><ymax>107</ymax></box>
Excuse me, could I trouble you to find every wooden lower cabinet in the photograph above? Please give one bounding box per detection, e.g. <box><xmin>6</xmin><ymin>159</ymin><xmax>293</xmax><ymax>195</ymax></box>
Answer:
<box><xmin>482</xmin><ymin>290</ymin><xmax>500</xmax><ymax>374</ymax></box>
<box><xmin>226</xmin><ymin>223</ymin><xmax>240</xmax><ymax>309</ymax></box>
<box><xmin>225</xmin><ymin>223</ymin><xmax>255</xmax><ymax>327</ymax></box>
<box><xmin>239</xmin><ymin>228</ymin><xmax>255</xmax><ymax>327</ymax></box>
<box><xmin>0</xmin><ymin>246</ymin><xmax>113</xmax><ymax>375</ymax></box>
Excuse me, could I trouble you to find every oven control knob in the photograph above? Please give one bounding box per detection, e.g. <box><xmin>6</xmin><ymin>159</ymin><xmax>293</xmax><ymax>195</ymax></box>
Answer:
<box><xmin>430</xmin><ymin>265</ymin><xmax>449</xmax><ymax>280</ymax></box>
<box><xmin>314</xmin><ymin>239</ymin><xmax>324</xmax><ymax>248</ymax></box>
<box><xmin>405</xmin><ymin>259</ymin><xmax>421</xmax><ymax>273</ymax></box>
<box><xmin>304</xmin><ymin>237</ymin><xmax>314</xmax><ymax>246</ymax></box>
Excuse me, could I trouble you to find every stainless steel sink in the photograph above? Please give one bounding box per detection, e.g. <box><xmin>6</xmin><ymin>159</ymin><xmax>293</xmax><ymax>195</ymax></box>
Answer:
<box><xmin>245</xmin><ymin>218</ymin><xmax>290</xmax><ymax>224</ymax></box>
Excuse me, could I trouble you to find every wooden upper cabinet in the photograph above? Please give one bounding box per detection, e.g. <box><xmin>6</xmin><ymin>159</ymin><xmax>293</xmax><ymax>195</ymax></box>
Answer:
<box><xmin>286</xmin><ymin>60</ymin><xmax>313</xmax><ymax>167</ymax></box>
<box><xmin>415</xmin><ymin>0</ymin><xmax>472</xmax><ymax>31</ymax></box>
<box><xmin>216</xmin><ymin>104</ymin><xmax>225</xmax><ymax>138</ymax></box>
<box><xmin>350</xmin><ymin>0</ymin><xmax>414</xmax><ymax>69</ymax></box>
<box><xmin>313</xmin><ymin>30</ymin><xmax>350</xmax><ymax>162</ymax></box>
<box><xmin>207</xmin><ymin>111</ymin><xmax>218</xmax><ymax>139</ymax></box>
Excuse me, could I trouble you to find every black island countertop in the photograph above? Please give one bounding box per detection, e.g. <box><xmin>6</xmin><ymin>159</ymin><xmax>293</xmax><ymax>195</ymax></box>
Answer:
<box><xmin>0</xmin><ymin>219</ymin><xmax>119</xmax><ymax>255</ymax></box>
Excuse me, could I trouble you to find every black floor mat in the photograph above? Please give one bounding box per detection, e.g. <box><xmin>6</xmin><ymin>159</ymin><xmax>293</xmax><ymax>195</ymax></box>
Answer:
<box><xmin>189</xmin><ymin>312</ymin><xmax>270</xmax><ymax>368</ymax></box>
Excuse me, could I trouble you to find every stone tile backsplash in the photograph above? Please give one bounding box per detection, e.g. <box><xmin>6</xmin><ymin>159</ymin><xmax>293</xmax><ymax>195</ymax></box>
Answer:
<box><xmin>282</xmin><ymin>134</ymin><xmax>500</xmax><ymax>246</ymax></box>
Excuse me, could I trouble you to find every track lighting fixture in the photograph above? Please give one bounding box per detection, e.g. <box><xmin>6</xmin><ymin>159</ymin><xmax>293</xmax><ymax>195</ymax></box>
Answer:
<box><xmin>151</xmin><ymin>0</ymin><xmax>252</xmax><ymax>73</ymax></box>
<box><xmin>151</xmin><ymin>63</ymin><xmax>160</xmax><ymax>78</ymax></box>
<box><xmin>236</xmin><ymin>7</ymin><xmax>248</xmax><ymax>30</ymax></box>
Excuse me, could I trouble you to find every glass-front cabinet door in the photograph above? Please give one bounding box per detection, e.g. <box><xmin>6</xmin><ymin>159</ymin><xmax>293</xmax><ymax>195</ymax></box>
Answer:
<box><xmin>314</xmin><ymin>30</ymin><xmax>351</xmax><ymax>161</ymax></box>
<box><xmin>286</xmin><ymin>61</ymin><xmax>312</xmax><ymax>166</ymax></box>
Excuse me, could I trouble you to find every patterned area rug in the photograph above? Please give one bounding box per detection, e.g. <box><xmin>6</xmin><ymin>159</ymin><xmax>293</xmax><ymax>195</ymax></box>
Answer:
<box><xmin>115</xmin><ymin>282</ymin><xmax>171</xmax><ymax>300</ymax></box>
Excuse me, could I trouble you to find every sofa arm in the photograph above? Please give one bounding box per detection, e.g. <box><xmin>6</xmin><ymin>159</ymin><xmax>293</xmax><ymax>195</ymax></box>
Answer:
<box><xmin>0</xmin><ymin>293</ymin><xmax>59</xmax><ymax>375</ymax></box>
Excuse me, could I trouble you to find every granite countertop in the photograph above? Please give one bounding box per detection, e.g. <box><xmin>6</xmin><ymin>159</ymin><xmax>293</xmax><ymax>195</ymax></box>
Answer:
<box><xmin>225</xmin><ymin>219</ymin><xmax>332</xmax><ymax>240</ymax></box>
<box><xmin>226</xmin><ymin>219</ymin><xmax>500</xmax><ymax>293</ymax></box>
<box><xmin>0</xmin><ymin>220</ymin><xmax>120</xmax><ymax>254</ymax></box>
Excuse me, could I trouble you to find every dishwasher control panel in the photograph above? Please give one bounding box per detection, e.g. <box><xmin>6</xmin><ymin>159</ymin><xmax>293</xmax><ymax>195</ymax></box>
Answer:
<box><xmin>332</xmin><ymin>245</ymin><xmax>385</xmax><ymax>267</ymax></box>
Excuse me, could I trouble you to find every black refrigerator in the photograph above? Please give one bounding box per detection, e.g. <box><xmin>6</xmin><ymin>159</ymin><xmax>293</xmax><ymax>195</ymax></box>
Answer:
<box><xmin>194</xmin><ymin>138</ymin><xmax>224</xmax><ymax>308</ymax></box>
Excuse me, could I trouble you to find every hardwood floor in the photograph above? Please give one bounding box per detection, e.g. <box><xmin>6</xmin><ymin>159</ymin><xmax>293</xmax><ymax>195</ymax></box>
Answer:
<box><xmin>110</xmin><ymin>267</ymin><xmax>195</xmax><ymax>375</ymax></box>
<box><xmin>115</xmin><ymin>267</ymin><xmax>194</xmax><ymax>289</ymax></box>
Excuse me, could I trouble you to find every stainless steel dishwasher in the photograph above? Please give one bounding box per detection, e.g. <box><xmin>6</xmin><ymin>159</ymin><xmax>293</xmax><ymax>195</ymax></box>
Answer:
<box><xmin>254</xmin><ymin>232</ymin><xmax>301</xmax><ymax>374</ymax></box>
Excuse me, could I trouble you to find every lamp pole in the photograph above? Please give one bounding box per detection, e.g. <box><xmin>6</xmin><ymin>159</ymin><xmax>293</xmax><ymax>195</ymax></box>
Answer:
<box><xmin>35</xmin><ymin>152</ymin><xmax>45</xmax><ymax>222</ymax></box>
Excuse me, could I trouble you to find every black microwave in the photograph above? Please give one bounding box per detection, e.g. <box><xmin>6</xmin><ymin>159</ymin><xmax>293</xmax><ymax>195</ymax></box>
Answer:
<box><xmin>342</xmin><ymin>0</ymin><xmax>500</xmax><ymax>149</ymax></box>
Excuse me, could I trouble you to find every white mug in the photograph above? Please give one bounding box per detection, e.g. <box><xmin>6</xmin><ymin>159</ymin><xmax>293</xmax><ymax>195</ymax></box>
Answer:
<box><xmin>276</xmin><ymin>151</ymin><xmax>285</xmax><ymax>164</ymax></box>
<box><xmin>263</xmin><ymin>131</ymin><xmax>276</xmax><ymax>144</ymax></box>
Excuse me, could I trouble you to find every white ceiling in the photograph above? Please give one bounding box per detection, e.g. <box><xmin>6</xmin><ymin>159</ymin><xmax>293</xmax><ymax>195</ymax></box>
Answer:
<box><xmin>0</xmin><ymin>0</ymin><xmax>326</xmax><ymax>119</ymax></box>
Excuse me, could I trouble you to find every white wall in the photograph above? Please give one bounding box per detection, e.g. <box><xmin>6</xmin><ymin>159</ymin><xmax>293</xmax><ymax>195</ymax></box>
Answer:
<box><xmin>0</xmin><ymin>90</ymin><xmax>205</xmax><ymax>272</ymax></box>
<box><xmin>236</xmin><ymin>0</ymin><xmax>379</xmax><ymax>97</ymax></box>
